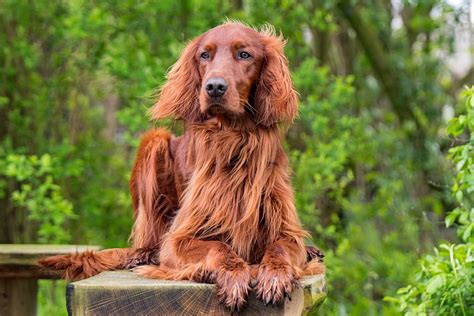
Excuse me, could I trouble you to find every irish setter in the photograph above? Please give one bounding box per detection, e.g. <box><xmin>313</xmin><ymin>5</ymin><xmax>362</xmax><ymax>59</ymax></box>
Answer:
<box><xmin>39</xmin><ymin>22</ymin><xmax>324</xmax><ymax>311</ymax></box>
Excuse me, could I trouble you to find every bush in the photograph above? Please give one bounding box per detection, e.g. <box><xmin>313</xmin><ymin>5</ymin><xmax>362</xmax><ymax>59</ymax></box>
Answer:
<box><xmin>387</xmin><ymin>87</ymin><xmax>474</xmax><ymax>315</ymax></box>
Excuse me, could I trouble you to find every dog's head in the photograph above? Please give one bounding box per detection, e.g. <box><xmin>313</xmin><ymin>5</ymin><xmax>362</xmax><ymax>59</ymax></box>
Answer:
<box><xmin>150</xmin><ymin>22</ymin><xmax>297</xmax><ymax>127</ymax></box>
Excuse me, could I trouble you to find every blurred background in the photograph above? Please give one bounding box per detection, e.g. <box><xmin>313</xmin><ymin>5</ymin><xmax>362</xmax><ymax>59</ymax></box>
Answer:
<box><xmin>0</xmin><ymin>0</ymin><xmax>473</xmax><ymax>315</ymax></box>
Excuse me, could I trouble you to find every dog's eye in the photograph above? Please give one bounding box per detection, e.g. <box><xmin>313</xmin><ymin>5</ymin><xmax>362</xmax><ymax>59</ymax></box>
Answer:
<box><xmin>200</xmin><ymin>52</ymin><xmax>210</xmax><ymax>60</ymax></box>
<box><xmin>238</xmin><ymin>51</ymin><xmax>251</xmax><ymax>59</ymax></box>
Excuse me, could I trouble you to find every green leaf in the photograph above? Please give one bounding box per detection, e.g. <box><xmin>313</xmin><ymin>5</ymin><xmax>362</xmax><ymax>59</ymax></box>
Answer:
<box><xmin>445</xmin><ymin>211</ymin><xmax>458</xmax><ymax>227</ymax></box>
<box><xmin>426</xmin><ymin>275</ymin><xmax>445</xmax><ymax>294</ymax></box>
<box><xmin>462</xmin><ymin>223</ymin><xmax>472</xmax><ymax>241</ymax></box>
<box><xmin>447</xmin><ymin>116</ymin><xmax>466</xmax><ymax>136</ymax></box>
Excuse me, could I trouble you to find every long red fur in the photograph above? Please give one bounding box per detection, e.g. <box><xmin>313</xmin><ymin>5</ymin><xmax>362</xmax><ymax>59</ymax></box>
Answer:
<box><xmin>38</xmin><ymin>22</ymin><xmax>324</xmax><ymax>311</ymax></box>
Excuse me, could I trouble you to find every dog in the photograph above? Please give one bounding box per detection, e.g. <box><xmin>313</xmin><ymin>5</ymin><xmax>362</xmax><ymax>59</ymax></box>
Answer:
<box><xmin>39</xmin><ymin>21</ymin><xmax>324</xmax><ymax>311</ymax></box>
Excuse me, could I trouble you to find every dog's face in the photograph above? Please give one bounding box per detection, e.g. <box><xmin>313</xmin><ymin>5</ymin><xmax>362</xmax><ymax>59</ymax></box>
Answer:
<box><xmin>151</xmin><ymin>22</ymin><xmax>298</xmax><ymax>127</ymax></box>
<box><xmin>196</xmin><ymin>25</ymin><xmax>264</xmax><ymax>117</ymax></box>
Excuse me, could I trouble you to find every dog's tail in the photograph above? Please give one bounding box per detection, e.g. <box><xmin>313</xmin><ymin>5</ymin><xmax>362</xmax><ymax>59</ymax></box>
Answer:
<box><xmin>38</xmin><ymin>248</ymin><xmax>132</xmax><ymax>281</ymax></box>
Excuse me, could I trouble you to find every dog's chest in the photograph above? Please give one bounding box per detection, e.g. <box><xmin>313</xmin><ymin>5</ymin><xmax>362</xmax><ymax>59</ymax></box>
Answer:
<box><xmin>179</xmin><ymin>127</ymin><xmax>280</xmax><ymax>260</ymax></box>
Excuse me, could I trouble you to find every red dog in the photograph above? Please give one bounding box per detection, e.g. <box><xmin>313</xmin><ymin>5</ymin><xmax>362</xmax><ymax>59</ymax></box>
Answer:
<box><xmin>40</xmin><ymin>22</ymin><xmax>324</xmax><ymax>310</ymax></box>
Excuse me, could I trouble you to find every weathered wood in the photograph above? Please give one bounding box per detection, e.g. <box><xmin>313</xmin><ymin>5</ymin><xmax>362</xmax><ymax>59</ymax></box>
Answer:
<box><xmin>0</xmin><ymin>277</ymin><xmax>38</xmax><ymax>316</ymax></box>
<box><xmin>0</xmin><ymin>264</ymin><xmax>63</xmax><ymax>279</ymax></box>
<box><xmin>67</xmin><ymin>271</ymin><xmax>326</xmax><ymax>315</ymax></box>
<box><xmin>0</xmin><ymin>244</ymin><xmax>101</xmax><ymax>316</ymax></box>
<box><xmin>0</xmin><ymin>244</ymin><xmax>101</xmax><ymax>268</ymax></box>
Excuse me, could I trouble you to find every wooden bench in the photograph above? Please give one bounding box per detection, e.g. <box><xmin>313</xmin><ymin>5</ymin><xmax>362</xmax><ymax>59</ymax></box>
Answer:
<box><xmin>67</xmin><ymin>271</ymin><xmax>326</xmax><ymax>315</ymax></box>
<box><xmin>0</xmin><ymin>244</ymin><xmax>100</xmax><ymax>316</ymax></box>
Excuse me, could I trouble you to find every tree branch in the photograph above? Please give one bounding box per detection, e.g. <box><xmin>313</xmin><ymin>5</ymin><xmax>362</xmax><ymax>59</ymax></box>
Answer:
<box><xmin>454</xmin><ymin>67</ymin><xmax>474</xmax><ymax>91</ymax></box>
<box><xmin>337</xmin><ymin>1</ymin><xmax>416</xmax><ymax>123</ymax></box>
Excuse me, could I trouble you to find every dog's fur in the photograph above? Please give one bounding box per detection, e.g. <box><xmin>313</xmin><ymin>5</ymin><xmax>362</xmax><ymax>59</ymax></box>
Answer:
<box><xmin>39</xmin><ymin>22</ymin><xmax>324</xmax><ymax>310</ymax></box>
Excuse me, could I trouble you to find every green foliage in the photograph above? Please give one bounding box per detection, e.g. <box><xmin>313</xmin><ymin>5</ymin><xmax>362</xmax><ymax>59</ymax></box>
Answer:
<box><xmin>290</xmin><ymin>58</ymin><xmax>438</xmax><ymax>314</ymax></box>
<box><xmin>37</xmin><ymin>280</ymin><xmax>68</xmax><ymax>316</ymax></box>
<box><xmin>446</xmin><ymin>88</ymin><xmax>474</xmax><ymax>242</ymax></box>
<box><xmin>389</xmin><ymin>244</ymin><xmax>473</xmax><ymax>316</ymax></box>
<box><xmin>388</xmin><ymin>88</ymin><xmax>474</xmax><ymax>315</ymax></box>
<box><xmin>0</xmin><ymin>153</ymin><xmax>75</xmax><ymax>243</ymax></box>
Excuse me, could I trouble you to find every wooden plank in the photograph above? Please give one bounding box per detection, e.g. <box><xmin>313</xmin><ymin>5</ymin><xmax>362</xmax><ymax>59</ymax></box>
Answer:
<box><xmin>0</xmin><ymin>244</ymin><xmax>101</xmax><ymax>266</ymax></box>
<box><xmin>0</xmin><ymin>278</ymin><xmax>38</xmax><ymax>316</ymax></box>
<box><xmin>0</xmin><ymin>244</ymin><xmax>102</xmax><ymax>316</ymax></box>
<box><xmin>0</xmin><ymin>264</ymin><xmax>63</xmax><ymax>279</ymax></box>
<box><xmin>67</xmin><ymin>271</ymin><xmax>326</xmax><ymax>315</ymax></box>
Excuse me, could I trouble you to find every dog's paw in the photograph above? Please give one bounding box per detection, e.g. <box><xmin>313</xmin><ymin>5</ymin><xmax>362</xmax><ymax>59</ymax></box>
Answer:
<box><xmin>215</xmin><ymin>260</ymin><xmax>251</xmax><ymax>312</ymax></box>
<box><xmin>123</xmin><ymin>248</ymin><xmax>160</xmax><ymax>269</ymax></box>
<box><xmin>255</xmin><ymin>261</ymin><xmax>299</xmax><ymax>306</ymax></box>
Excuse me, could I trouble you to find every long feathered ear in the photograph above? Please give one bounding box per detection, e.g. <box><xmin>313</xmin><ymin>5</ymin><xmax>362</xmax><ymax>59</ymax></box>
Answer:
<box><xmin>255</xmin><ymin>33</ymin><xmax>298</xmax><ymax>127</ymax></box>
<box><xmin>150</xmin><ymin>36</ymin><xmax>202</xmax><ymax>122</ymax></box>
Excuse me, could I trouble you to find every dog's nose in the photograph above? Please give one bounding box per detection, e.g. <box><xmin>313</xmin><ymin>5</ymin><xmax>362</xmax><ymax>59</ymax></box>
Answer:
<box><xmin>205</xmin><ymin>78</ymin><xmax>227</xmax><ymax>97</ymax></box>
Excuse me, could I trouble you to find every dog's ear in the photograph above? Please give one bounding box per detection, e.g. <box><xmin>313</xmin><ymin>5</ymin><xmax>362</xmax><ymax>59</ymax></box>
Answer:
<box><xmin>150</xmin><ymin>36</ymin><xmax>202</xmax><ymax>122</ymax></box>
<box><xmin>255</xmin><ymin>33</ymin><xmax>298</xmax><ymax>127</ymax></box>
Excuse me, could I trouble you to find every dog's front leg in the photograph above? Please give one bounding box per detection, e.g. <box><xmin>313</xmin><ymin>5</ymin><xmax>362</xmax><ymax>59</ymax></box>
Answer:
<box><xmin>137</xmin><ymin>238</ymin><xmax>251</xmax><ymax>311</ymax></box>
<box><xmin>255</xmin><ymin>238</ymin><xmax>306</xmax><ymax>305</ymax></box>
<box><xmin>251</xmin><ymin>150</ymin><xmax>308</xmax><ymax>305</ymax></box>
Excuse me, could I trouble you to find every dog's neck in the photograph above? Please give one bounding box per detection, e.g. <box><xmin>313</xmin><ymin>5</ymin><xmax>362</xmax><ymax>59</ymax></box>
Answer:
<box><xmin>185</xmin><ymin>110</ymin><xmax>280</xmax><ymax>132</ymax></box>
